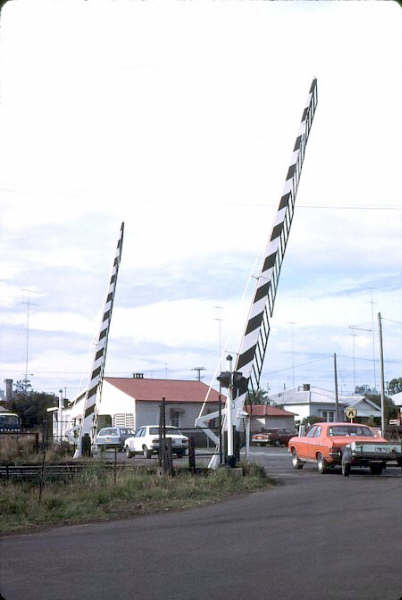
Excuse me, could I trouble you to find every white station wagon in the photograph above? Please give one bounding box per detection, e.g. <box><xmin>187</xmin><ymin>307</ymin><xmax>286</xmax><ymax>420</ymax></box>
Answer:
<box><xmin>124</xmin><ymin>425</ymin><xmax>189</xmax><ymax>459</ymax></box>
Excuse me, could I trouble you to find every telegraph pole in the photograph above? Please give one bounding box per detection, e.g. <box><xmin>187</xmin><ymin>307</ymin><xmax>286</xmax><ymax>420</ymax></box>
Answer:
<box><xmin>377</xmin><ymin>313</ymin><xmax>386</xmax><ymax>437</ymax></box>
<box><xmin>192</xmin><ymin>367</ymin><xmax>206</xmax><ymax>382</ymax></box>
<box><xmin>333</xmin><ymin>353</ymin><xmax>340</xmax><ymax>422</ymax></box>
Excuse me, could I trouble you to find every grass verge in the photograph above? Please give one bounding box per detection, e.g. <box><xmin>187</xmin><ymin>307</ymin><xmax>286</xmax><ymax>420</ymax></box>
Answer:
<box><xmin>0</xmin><ymin>462</ymin><xmax>274</xmax><ymax>535</ymax></box>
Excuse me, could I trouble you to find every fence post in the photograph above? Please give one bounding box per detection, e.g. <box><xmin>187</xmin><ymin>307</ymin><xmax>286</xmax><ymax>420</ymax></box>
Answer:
<box><xmin>234</xmin><ymin>429</ymin><xmax>241</xmax><ymax>463</ymax></box>
<box><xmin>188</xmin><ymin>437</ymin><xmax>196</xmax><ymax>473</ymax></box>
<box><xmin>113</xmin><ymin>448</ymin><xmax>117</xmax><ymax>485</ymax></box>
<box><xmin>38</xmin><ymin>448</ymin><xmax>46</xmax><ymax>504</ymax></box>
<box><xmin>164</xmin><ymin>438</ymin><xmax>173</xmax><ymax>476</ymax></box>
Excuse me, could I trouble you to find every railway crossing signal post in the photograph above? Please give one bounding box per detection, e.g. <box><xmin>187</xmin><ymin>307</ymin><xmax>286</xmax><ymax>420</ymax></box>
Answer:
<box><xmin>217</xmin><ymin>357</ymin><xmax>248</xmax><ymax>468</ymax></box>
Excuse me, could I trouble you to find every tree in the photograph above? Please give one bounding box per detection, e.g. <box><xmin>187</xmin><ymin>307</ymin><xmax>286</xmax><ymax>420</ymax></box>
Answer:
<box><xmin>247</xmin><ymin>389</ymin><xmax>269</xmax><ymax>405</ymax></box>
<box><xmin>10</xmin><ymin>381</ymin><xmax>57</xmax><ymax>430</ymax></box>
<box><xmin>365</xmin><ymin>392</ymin><xmax>398</xmax><ymax>421</ymax></box>
<box><xmin>388</xmin><ymin>377</ymin><xmax>402</xmax><ymax>395</ymax></box>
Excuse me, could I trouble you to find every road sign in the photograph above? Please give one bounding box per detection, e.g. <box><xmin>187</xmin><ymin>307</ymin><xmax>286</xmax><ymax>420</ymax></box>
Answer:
<box><xmin>345</xmin><ymin>406</ymin><xmax>357</xmax><ymax>420</ymax></box>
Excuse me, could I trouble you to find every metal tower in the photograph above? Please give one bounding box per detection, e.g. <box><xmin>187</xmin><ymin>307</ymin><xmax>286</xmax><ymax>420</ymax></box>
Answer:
<box><xmin>74</xmin><ymin>222</ymin><xmax>125</xmax><ymax>457</ymax></box>
<box><xmin>197</xmin><ymin>79</ymin><xmax>318</xmax><ymax>465</ymax></box>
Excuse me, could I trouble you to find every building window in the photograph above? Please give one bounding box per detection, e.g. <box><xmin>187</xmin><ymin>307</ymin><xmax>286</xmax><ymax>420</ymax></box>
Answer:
<box><xmin>170</xmin><ymin>411</ymin><xmax>181</xmax><ymax>428</ymax></box>
<box><xmin>113</xmin><ymin>413</ymin><xmax>135</xmax><ymax>428</ymax></box>
<box><xmin>321</xmin><ymin>410</ymin><xmax>335</xmax><ymax>422</ymax></box>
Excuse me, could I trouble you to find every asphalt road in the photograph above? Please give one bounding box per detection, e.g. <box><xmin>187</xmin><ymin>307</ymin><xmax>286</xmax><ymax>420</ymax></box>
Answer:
<box><xmin>1</xmin><ymin>448</ymin><xmax>401</xmax><ymax>600</ymax></box>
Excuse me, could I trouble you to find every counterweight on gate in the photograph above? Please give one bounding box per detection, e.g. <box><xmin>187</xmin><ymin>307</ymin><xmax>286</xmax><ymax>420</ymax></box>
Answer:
<box><xmin>74</xmin><ymin>222</ymin><xmax>124</xmax><ymax>458</ymax></box>
<box><xmin>196</xmin><ymin>80</ymin><xmax>318</xmax><ymax>466</ymax></box>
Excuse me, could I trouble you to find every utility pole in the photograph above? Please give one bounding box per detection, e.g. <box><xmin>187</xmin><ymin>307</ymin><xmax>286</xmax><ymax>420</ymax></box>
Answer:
<box><xmin>192</xmin><ymin>367</ymin><xmax>206</xmax><ymax>382</ymax></box>
<box><xmin>333</xmin><ymin>353</ymin><xmax>340</xmax><ymax>422</ymax></box>
<box><xmin>377</xmin><ymin>312</ymin><xmax>386</xmax><ymax>437</ymax></box>
<box><xmin>348</xmin><ymin>327</ymin><xmax>357</xmax><ymax>392</ymax></box>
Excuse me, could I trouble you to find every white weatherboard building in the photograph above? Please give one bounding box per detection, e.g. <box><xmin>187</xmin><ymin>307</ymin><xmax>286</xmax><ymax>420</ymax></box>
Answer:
<box><xmin>269</xmin><ymin>384</ymin><xmax>381</xmax><ymax>424</ymax></box>
<box><xmin>51</xmin><ymin>377</ymin><xmax>221</xmax><ymax>440</ymax></box>
<box><xmin>391</xmin><ymin>391</ymin><xmax>402</xmax><ymax>408</ymax></box>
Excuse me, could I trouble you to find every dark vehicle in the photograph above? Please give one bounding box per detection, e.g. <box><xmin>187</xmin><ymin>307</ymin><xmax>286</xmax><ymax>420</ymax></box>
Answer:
<box><xmin>0</xmin><ymin>410</ymin><xmax>21</xmax><ymax>433</ymax></box>
<box><xmin>94</xmin><ymin>427</ymin><xmax>135</xmax><ymax>452</ymax></box>
<box><xmin>252</xmin><ymin>428</ymin><xmax>294</xmax><ymax>447</ymax></box>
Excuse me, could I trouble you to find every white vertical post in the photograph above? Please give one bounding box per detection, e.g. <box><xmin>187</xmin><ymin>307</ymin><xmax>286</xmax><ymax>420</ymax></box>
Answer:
<box><xmin>58</xmin><ymin>389</ymin><xmax>63</xmax><ymax>442</ymax></box>
<box><xmin>245</xmin><ymin>416</ymin><xmax>250</xmax><ymax>461</ymax></box>
<box><xmin>226</xmin><ymin>355</ymin><xmax>234</xmax><ymax>462</ymax></box>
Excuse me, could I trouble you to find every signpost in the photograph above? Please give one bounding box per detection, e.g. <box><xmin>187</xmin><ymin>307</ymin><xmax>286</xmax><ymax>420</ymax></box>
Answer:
<box><xmin>345</xmin><ymin>406</ymin><xmax>357</xmax><ymax>422</ymax></box>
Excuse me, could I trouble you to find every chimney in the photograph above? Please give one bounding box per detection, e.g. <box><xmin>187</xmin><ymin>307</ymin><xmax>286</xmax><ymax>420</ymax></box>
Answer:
<box><xmin>4</xmin><ymin>379</ymin><xmax>13</xmax><ymax>402</ymax></box>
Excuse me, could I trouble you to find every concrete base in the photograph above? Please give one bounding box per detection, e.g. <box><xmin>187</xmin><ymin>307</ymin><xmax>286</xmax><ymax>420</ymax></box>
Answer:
<box><xmin>219</xmin><ymin>465</ymin><xmax>243</xmax><ymax>478</ymax></box>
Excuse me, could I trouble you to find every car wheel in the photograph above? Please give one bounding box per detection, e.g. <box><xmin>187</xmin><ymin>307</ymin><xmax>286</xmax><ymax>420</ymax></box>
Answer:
<box><xmin>369</xmin><ymin>463</ymin><xmax>383</xmax><ymax>476</ymax></box>
<box><xmin>316</xmin><ymin>453</ymin><xmax>328</xmax><ymax>474</ymax></box>
<box><xmin>291</xmin><ymin>449</ymin><xmax>304</xmax><ymax>470</ymax></box>
<box><xmin>125</xmin><ymin>446</ymin><xmax>134</xmax><ymax>459</ymax></box>
<box><xmin>143</xmin><ymin>446</ymin><xmax>152</xmax><ymax>459</ymax></box>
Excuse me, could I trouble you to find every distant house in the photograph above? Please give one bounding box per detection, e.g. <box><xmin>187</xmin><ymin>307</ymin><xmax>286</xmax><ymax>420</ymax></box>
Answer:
<box><xmin>269</xmin><ymin>384</ymin><xmax>381</xmax><ymax>424</ymax></box>
<box><xmin>245</xmin><ymin>405</ymin><xmax>296</xmax><ymax>433</ymax></box>
<box><xmin>391</xmin><ymin>391</ymin><xmax>402</xmax><ymax>408</ymax></box>
<box><xmin>51</xmin><ymin>377</ymin><xmax>222</xmax><ymax>440</ymax></box>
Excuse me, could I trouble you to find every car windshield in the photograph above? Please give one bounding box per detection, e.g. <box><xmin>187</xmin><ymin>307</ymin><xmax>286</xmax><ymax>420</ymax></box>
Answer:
<box><xmin>328</xmin><ymin>426</ymin><xmax>374</xmax><ymax>437</ymax></box>
<box><xmin>149</xmin><ymin>427</ymin><xmax>181</xmax><ymax>435</ymax></box>
<box><xmin>0</xmin><ymin>414</ymin><xmax>19</xmax><ymax>426</ymax></box>
<box><xmin>100</xmin><ymin>428</ymin><xmax>119</xmax><ymax>436</ymax></box>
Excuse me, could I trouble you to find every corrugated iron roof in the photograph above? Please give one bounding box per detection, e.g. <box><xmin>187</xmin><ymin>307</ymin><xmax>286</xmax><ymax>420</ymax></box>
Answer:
<box><xmin>245</xmin><ymin>404</ymin><xmax>296</xmax><ymax>417</ymax></box>
<box><xmin>104</xmin><ymin>377</ymin><xmax>223</xmax><ymax>403</ymax></box>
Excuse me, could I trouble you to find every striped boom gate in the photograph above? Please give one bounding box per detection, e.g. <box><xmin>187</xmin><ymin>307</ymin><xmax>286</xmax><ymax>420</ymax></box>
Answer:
<box><xmin>196</xmin><ymin>80</ymin><xmax>318</xmax><ymax>468</ymax></box>
<box><xmin>74</xmin><ymin>222</ymin><xmax>124</xmax><ymax>458</ymax></box>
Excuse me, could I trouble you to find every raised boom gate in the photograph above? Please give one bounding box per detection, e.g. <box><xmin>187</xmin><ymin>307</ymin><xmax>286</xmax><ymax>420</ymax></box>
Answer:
<box><xmin>196</xmin><ymin>80</ymin><xmax>318</xmax><ymax>468</ymax></box>
<box><xmin>74</xmin><ymin>222</ymin><xmax>125</xmax><ymax>458</ymax></box>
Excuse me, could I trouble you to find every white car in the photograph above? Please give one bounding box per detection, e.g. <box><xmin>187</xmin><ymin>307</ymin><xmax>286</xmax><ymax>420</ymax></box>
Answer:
<box><xmin>124</xmin><ymin>425</ymin><xmax>188</xmax><ymax>459</ymax></box>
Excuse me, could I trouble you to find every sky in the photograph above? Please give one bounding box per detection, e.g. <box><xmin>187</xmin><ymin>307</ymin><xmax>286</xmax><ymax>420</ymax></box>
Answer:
<box><xmin>0</xmin><ymin>0</ymin><xmax>401</xmax><ymax>401</ymax></box>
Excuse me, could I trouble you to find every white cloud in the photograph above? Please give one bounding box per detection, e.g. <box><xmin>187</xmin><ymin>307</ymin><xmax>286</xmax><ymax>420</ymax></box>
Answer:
<box><xmin>0</xmin><ymin>1</ymin><xmax>401</xmax><ymax>395</ymax></box>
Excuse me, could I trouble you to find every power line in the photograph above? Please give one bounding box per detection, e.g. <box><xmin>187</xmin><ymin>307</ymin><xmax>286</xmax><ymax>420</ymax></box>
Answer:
<box><xmin>298</xmin><ymin>205</ymin><xmax>402</xmax><ymax>210</ymax></box>
<box><xmin>231</xmin><ymin>202</ymin><xmax>402</xmax><ymax>211</ymax></box>
<box><xmin>338</xmin><ymin>353</ymin><xmax>399</xmax><ymax>365</ymax></box>
<box><xmin>266</xmin><ymin>355</ymin><xmax>331</xmax><ymax>375</ymax></box>
<box><xmin>381</xmin><ymin>317</ymin><xmax>402</xmax><ymax>326</ymax></box>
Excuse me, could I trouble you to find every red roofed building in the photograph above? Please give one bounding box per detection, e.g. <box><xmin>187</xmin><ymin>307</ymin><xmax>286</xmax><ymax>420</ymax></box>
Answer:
<box><xmin>65</xmin><ymin>376</ymin><xmax>222</xmax><ymax>432</ymax></box>
<box><xmin>245</xmin><ymin>404</ymin><xmax>296</xmax><ymax>433</ymax></box>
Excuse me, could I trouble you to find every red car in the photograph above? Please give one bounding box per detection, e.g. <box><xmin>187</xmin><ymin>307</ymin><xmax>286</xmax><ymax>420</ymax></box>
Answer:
<box><xmin>288</xmin><ymin>422</ymin><xmax>402</xmax><ymax>476</ymax></box>
<box><xmin>252</xmin><ymin>429</ymin><xmax>294</xmax><ymax>447</ymax></box>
